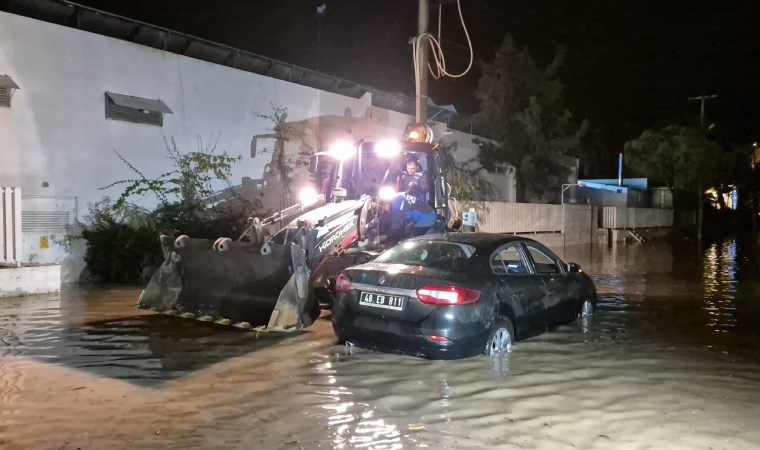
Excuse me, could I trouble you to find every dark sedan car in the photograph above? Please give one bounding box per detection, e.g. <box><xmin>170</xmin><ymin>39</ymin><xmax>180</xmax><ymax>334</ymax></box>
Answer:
<box><xmin>331</xmin><ymin>233</ymin><xmax>596</xmax><ymax>359</ymax></box>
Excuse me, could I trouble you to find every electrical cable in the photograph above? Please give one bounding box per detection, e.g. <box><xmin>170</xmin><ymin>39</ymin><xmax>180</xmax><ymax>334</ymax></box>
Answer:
<box><xmin>412</xmin><ymin>0</ymin><xmax>474</xmax><ymax>99</ymax></box>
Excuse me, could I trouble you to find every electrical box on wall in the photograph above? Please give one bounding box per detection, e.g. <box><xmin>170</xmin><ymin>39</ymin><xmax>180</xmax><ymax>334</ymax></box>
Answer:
<box><xmin>462</xmin><ymin>208</ymin><xmax>477</xmax><ymax>232</ymax></box>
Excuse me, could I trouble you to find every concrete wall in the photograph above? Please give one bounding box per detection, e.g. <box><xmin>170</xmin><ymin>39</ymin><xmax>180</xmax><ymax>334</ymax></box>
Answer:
<box><xmin>0</xmin><ymin>265</ymin><xmax>61</xmax><ymax>297</ymax></box>
<box><xmin>476</xmin><ymin>202</ymin><xmax>563</xmax><ymax>234</ymax></box>
<box><xmin>602</xmin><ymin>206</ymin><xmax>674</xmax><ymax>229</ymax></box>
<box><xmin>435</xmin><ymin>125</ymin><xmax>516</xmax><ymax>202</ymax></box>
<box><xmin>562</xmin><ymin>204</ymin><xmax>596</xmax><ymax>246</ymax></box>
<box><xmin>472</xmin><ymin>202</ymin><xmax>672</xmax><ymax>246</ymax></box>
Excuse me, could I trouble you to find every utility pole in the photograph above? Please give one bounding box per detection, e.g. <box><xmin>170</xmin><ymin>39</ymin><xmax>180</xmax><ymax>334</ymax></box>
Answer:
<box><xmin>688</xmin><ymin>93</ymin><xmax>718</xmax><ymax>126</ymax></box>
<box><xmin>687</xmin><ymin>93</ymin><xmax>717</xmax><ymax>244</ymax></box>
<box><xmin>415</xmin><ymin>0</ymin><xmax>430</xmax><ymax>124</ymax></box>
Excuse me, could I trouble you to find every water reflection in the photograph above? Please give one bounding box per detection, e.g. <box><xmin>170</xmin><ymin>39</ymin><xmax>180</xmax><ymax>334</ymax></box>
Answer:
<box><xmin>702</xmin><ymin>241</ymin><xmax>739</xmax><ymax>333</ymax></box>
<box><xmin>0</xmin><ymin>288</ymin><xmax>287</xmax><ymax>386</ymax></box>
<box><xmin>312</xmin><ymin>354</ymin><xmax>404</xmax><ymax>449</ymax></box>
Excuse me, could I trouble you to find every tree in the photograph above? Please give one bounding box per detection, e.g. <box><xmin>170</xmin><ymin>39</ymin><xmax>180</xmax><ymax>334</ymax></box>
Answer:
<box><xmin>624</xmin><ymin>125</ymin><xmax>720</xmax><ymax>197</ymax></box>
<box><xmin>624</xmin><ymin>125</ymin><xmax>721</xmax><ymax>239</ymax></box>
<box><xmin>473</xmin><ymin>34</ymin><xmax>587</xmax><ymax>202</ymax></box>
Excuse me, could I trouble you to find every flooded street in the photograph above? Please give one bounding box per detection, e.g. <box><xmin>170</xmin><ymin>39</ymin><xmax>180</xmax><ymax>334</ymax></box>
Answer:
<box><xmin>3</xmin><ymin>238</ymin><xmax>760</xmax><ymax>449</ymax></box>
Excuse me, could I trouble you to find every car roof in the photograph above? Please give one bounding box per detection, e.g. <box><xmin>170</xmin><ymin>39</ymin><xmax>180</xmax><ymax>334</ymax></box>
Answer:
<box><xmin>406</xmin><ymin>232</ymin><xmax>537</xmax><ymax>249</ymax></box>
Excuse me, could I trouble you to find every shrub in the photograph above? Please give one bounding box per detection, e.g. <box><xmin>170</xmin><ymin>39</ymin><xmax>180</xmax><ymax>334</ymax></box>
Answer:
<box><xmin>83</xmin><ymin>137</ymin><xmax>260</xmax><ymax>284</ymax></box>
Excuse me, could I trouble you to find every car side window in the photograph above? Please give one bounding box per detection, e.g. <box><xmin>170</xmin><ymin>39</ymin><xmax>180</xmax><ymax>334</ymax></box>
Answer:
<box><xmin>490</xmin><ymin>245</ymin><xmax>527</xmax><ymax>275</ymax></box>
<box><xmin>525</xmin><ymin>244</ymin><xmax>561</xmax><ymax>274</ymax></box>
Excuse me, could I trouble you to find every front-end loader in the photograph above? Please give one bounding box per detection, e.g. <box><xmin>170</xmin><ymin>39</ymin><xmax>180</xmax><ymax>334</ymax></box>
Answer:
<box><xmin>137</xmin><ymin>124</ymin><xmax>456</xmax><ymax>332</ymax></box>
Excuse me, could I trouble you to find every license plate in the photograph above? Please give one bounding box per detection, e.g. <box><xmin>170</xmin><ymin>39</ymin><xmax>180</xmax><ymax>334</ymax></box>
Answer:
<box><xmin>359</xmin><ymin>292</ymin><xmax>407</xmax><ymax>311</ymax></box>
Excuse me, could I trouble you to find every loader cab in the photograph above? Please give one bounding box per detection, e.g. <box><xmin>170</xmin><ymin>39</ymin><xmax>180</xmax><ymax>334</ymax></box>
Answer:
<box><xmin>306</xmin><ymin>125</ymin><xmax>450</xmax><ymax>226</ymax></box>
<box><xmin>306</xmin><ymin>143</ymin><xmax>438</xmax><ymax>203</ymax></box>
<box><xmin>354</xmin><ymin>141</ymin><xmax>450</xmax><ymax>229</ymax></box>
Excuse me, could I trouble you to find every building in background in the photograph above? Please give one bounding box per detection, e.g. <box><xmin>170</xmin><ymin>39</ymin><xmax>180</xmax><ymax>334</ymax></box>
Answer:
<box><xmin>0</xmin><ymin>2</ymin><xmax>518</xmax><ymax>282</ymax></box>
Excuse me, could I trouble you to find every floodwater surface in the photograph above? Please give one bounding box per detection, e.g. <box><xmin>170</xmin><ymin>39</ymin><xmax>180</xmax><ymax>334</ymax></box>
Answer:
<box><xmin>2</xmin><ymin>238</ymin><xmax>760</xmax><ymax>449</ymax></box>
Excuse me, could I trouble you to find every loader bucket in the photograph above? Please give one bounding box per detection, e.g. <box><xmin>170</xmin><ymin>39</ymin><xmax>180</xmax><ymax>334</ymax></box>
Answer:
<box><xmin>138</xmin><ymin>235</ymin><xmax>320</xmax><ymax>330</ymax></box>
<box><xmin>266</xmin><ymin>243</ymin><xmax>311</xmax><ymax>331</ymax></box>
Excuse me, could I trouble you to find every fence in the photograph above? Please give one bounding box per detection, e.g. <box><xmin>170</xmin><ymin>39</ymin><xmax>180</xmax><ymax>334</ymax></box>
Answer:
<box><xmin>474</xmin><ymin>202</ymin><xmax>564</xmax><ymax>233</ymax></box>
<box><xmin>1</xmin><ymin>187</ymin><xmax>22</xmax><ymax>265</ymax></box>
<box><xmin>602</xmin><ymin>206</ymin><xmax>673</xmax><ymax>229</ymax></box>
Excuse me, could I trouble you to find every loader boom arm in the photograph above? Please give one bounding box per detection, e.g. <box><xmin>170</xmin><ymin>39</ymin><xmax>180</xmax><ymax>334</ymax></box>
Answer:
<box><xmin>237</xmin><ymin>195</ymin><xmax>326</xmax><ymax>242</ymax></box>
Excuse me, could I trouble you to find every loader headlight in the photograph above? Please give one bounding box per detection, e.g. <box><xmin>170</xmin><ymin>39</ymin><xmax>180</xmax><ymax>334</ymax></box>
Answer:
<box><xmin>299</xmin><ymin>186</ymin><xmax>320</xmax><ymax>207</ymax></box>
<box><xmin>328</xmin><ymin>141</ymin><xmax>355</xmax><ymax>161</ymax></box>
<box><xmin>375</xmin><ymin>140</ymin><xmax>401</xmax><ymax>158</ymax></box>
<box><xmin>378</xmin><ymin>186</ymin><xmax>397</xmax><ymax>201</ymax></box>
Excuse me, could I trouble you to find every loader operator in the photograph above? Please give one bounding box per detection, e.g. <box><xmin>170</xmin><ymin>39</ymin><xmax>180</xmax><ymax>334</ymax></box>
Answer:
<box><xmin>396</xmin><ymin>157</ymin><xmax>429</xmax><ymax>202</ymax></box>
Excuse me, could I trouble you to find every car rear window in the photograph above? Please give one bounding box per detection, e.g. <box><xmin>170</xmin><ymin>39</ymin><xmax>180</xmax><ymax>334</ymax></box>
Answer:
<box><xmin>374</xmin><ymin>240</ymin><xmax>476</xmax><ymax>272</ymax></box>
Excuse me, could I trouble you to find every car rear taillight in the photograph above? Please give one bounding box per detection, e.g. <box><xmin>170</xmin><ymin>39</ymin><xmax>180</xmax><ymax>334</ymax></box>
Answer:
<box><xmin>416</xmin><ymin>285</ymin><xmax>480</xmax><ymax>305</ymax></box>
<box><xmin>335</xmin><ymin>273</ymin><xmax>352</xmax><ymax>293</ymax></box>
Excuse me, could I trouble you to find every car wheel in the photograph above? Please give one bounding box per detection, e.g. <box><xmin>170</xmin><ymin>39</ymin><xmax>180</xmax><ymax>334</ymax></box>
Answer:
<box><xmin>578</xmin><ymin>299</ymin><xmax>594</xmax><ymax>332</ymax></box>
<box><xmin>579</xmin><ymin>299</ymin><xmax>594</xmax><ymax>318</ymax></box>
<box><xmin>485</xmin><ymin>319</ymin><xmax>514</xmax><ymax>356</ymax></box>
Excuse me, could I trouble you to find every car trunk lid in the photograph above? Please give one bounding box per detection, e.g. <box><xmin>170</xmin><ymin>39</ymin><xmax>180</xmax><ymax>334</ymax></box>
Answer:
<box><xmin>342</xmin><ymin>262</ymin><xmax>473</xmax><ymax>321</ymax></box>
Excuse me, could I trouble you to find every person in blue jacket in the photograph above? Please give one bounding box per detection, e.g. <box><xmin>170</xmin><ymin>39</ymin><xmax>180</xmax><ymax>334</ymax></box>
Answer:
<box><xmin>401</xmin><ymin>187</ymin><xmax>436</xmax><ymax>237</ymax></box>
<box><xmin>384</xmin><ymin>185</ymin><xmax>436</xmax><ymax>246</ymax></box>
<box><xmin>396</xmin><ymin>157</ymin><xmax>430</xmax><ymax>202</ymax></box>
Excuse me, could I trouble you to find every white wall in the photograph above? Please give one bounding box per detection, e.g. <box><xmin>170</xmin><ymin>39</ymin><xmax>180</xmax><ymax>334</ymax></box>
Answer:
<box><xmin>0</xmin><ymin>11</ymin><xmax>489</xmax><ymax>220</ymax></box>
<box><xmin>0</xmin><ymin>265</ymin><xmax>61</xmax><ymax>297</ymax></box>
<box><xmin>0</xmin><ymin>11</ymin><xmax>502</xmax><ymax>282</ymax></box>
<box><xmin>434</xmin><ymin>124</ymin><xmax>516</xmax><ymax>202</ymax></box>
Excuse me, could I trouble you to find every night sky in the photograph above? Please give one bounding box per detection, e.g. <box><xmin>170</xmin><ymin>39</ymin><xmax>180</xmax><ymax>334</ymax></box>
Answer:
<box><xmin>75</xmin><ymin>0</ymin><xmax>760</xmax><ymax>157</ymax></box>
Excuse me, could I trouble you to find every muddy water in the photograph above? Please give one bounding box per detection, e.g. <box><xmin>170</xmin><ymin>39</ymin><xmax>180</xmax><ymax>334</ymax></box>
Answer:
<box><xmin>2</xmin><ymin>239</ymin><xmax>760</xmax><ymax>449</ymax></box>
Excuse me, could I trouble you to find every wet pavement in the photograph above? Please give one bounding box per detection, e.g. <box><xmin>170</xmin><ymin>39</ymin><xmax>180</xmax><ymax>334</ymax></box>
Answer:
<box><xmin>2</xmin><ymin>238</ymin><xmax>760</xmax><ymax>449</ymax></box>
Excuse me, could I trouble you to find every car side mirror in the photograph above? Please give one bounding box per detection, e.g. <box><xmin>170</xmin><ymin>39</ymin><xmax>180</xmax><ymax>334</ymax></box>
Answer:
<box><xmin>567</xmin><ymin>262</ymin><xmax>582</xmax><ymax>273</ymax></box>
